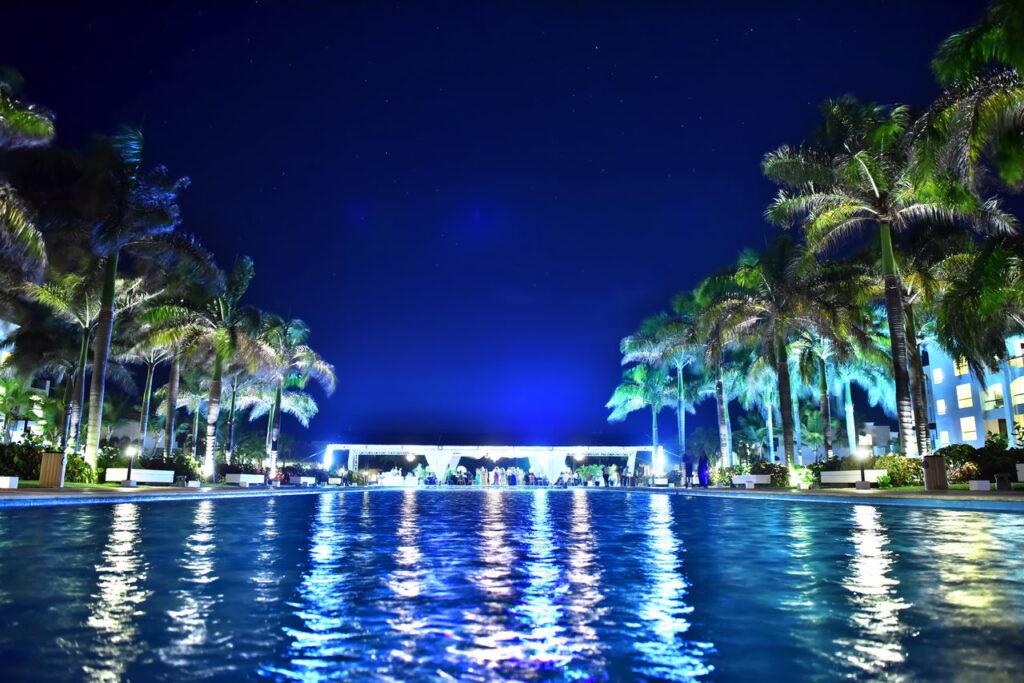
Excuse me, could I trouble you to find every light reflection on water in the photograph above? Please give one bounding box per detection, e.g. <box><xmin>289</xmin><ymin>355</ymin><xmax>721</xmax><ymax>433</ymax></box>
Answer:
<box><xmin>0</xmin><ymin>490</ymin><xmax>1023</xmax><ymax>681</ymax></box>
<box><xmin>83</xmin><ymin>503</ymin><xmax>149</xmax><ymax>682</ymax></box>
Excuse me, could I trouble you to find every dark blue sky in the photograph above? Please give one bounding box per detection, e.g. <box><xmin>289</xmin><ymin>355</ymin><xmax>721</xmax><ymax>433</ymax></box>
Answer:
<box><xmin>7</xmin><ymin>1</ymin><xmax>985</xmax><ymax>446</ymax></box>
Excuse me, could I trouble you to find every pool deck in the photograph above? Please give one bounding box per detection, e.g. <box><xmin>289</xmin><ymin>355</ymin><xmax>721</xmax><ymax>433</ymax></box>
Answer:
<box><xmin>0</xmin><ymin>483</ymin><xmax>1022</xmax><ymax>512</ymax></box>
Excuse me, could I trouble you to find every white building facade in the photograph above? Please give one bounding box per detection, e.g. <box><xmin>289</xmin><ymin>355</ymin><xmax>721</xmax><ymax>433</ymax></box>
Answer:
<box><xmin>923</xmin><ymin>335</ymin><xmax>1024</xmax><ymax>448</ymax></box>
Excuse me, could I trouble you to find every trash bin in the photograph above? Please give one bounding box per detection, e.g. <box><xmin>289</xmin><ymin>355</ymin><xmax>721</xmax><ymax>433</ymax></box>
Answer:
<box><xmin>994</xmin><ymin>473</ymin><xmax>1013</xmax><ymax>491</ymax></box>
<box><xmin>922</xmin><ymin>454</ymin><xmax>948</xmax><ymax>491</ymax></box>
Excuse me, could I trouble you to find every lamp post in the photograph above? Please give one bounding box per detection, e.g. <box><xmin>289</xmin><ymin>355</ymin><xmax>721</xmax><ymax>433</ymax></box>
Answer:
<box><xmin>856</xmin><ymin>447</ymin><xmax>871</xmax><ymax>490</ymax></box>
<box><xmin>122</xmin><ymin>444</ymin><xmax>140</xmax><ymax>487</ymax></box>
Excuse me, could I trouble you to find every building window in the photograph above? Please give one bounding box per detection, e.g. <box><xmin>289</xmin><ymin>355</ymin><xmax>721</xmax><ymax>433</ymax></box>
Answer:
<box><xmin>936</xmin><ymin>399</ymin><xmax>947</xmax><ymax>416</ymax></box>
<box><xmin>960</xmin><ymin>416</ymin><xmax>978</xmax><ymax>442</ymax></box>
<box><xmin>983</xmin><ymin>383</ymin><xmax>1005</xmax><ymax>411</ymax></box>
<box><xmin>939</xmin><ymin>431</ymin><xmax>950</xmax><ymax>446</ymax></box>
<box><xmin>954</xmin><ymin>357</ymin><xmax>969</xmax><ymax>376</ymax></box>
<box><xmin>933</xmin><ymin>368</ymin><xmax>944</xmax><ymax>384</ymax></box>
<box><xmin>956</xmin><ymin>383</ymin><xmax>973</xmax><ymax>409</ymax></box>
<box><xmin>1012</xmin><ymin>338</ymin><xmax>1024</xmax><ymax>366</ymax></box>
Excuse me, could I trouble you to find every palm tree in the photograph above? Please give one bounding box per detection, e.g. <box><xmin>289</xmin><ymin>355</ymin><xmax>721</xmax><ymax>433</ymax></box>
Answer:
<box><xmin>262</xmin><ymin>317</ymin><xmax>335</xmax><ymax>476</ymax></box>
<box><xmin>79</xmin><ymin>128</ymin><xmax>216</xmax><ymax>467</ymax></box>
<box><xmin>619</xmin><ymin>310</ymin><xmax>703</xmax><ymax>457</ymax></box>
<box><xmin>144</xmin><ymin>257</ymin><xmax>263</xmax><ymax>477</ymax></box>
<box><xmin>703</xmin><ymin>236</ymin><xmax>847</xmax><ymax>467</ymax></box>
<box><xmin>0</xmin><ymin>376</ymin><xmax>39</xmax><ymax>443</ymax></box>
<box><xmin>113</xmin><ymin>333</ymin><xmax>174</xmax><ymax>452</ymax></box>
<box><xmin>606</xmin><ymin>363</ymin><xmax>672</xmax><ymax>463</ymax></box>
<box><xmin>0</xmin><ymin>67</ymin><xmax>53</xmax><ymax>283</ymax></box>
<box><xmin>763</xmin><ymin>95</ymin><xmax>1014</xmax><ymax>455</ymax></box>
<box><xmin>932</xmin><ymin>0</ymin><xmax>1024</xmax><ymax>84</ymax></box>
<box><xmin>734</xmin><ymin>346</ymin><xmax>779</xmax><ymax>463</ymax></box>
<box><xmin>25</xmin><ymin>273</ymin><xmax>156</xmax><ymax>451</ymax></box>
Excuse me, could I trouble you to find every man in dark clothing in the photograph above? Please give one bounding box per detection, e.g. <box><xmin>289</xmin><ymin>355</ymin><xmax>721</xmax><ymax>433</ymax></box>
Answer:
<box><xmin>683</xmin><ymin>454</ymin><xmax>694</xmax><ymax>488</ymax></box>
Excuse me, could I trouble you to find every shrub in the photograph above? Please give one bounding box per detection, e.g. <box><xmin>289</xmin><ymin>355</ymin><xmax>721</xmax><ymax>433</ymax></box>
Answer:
<box><xmin>216</xmin><ymin>462</ymin><xmax>265</xmax><ymax>476</ymax></box>
<box><xmin>876</xmin><ymin>474</ymin><xmax>892</xmax><ymax>489</ymax></box>
<box><xmin>875</xmin><ymin>454</ymin><xmax>923</xmax><ymax>487</ymax></box>
<box><xmin>280</xmin><ymin>464</ymin><xmax>329</xmax><ymax>484</ymax></box>
<box><xmin>934</xmin><ymin>443</ymin><xmax>976</xmax><ymax>466</ymax></box>
<box><xmin>750</xmin><ymin>459</ymin><xmax>789</xmax><ymax>487</ymax></box>
<box><xmin>0</xmin><ymin>441</ymin><xmax>42</xmax><ymax>479</ymax></box>
<box><xmin>712</xmin><ymin>466</ymin><xmax>744</xmax><ymax>485</ymax></box>
<box><xmin>64</xmin><ymin>454</ymin><xmax>95</xmax><ymax>484</ymax></box>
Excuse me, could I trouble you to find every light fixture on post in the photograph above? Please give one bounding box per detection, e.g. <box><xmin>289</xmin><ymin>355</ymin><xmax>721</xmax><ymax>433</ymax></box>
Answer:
<box><xmin>856</xmin><ymin>447</ymin><xmax>871</xmax><ymax>490</ymax></box>
<box><xmin>122</xmin><ymin>444</ymin><xmax>140</xmax><ymax>487</ymax></box>
<box><xmin>405</xmin><ymin>454</ymin><xmax>415</xmax><ymax>462</ymax></box>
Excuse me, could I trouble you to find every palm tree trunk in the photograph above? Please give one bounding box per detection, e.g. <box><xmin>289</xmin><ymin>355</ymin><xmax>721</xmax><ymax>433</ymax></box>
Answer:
<box><xmin>879</xmin><ymin>222</ymin><xmax>915</xmax><ymax>456</ymax></box>
<box><xmin>904</xmin><ymin>302</ymin><xmax>931</xmax><ymax>456</ymax></box>
<box><xmin>67</xmin><ymin>327</ymin><xmax>89</xmax><ymax>452</ymax></box>
<box><xmin>84</xmin><ymin>253</ymin><xmax>119</xmax><ymax>467</ymax></box>
<box><xmin>225</xmin><ymin>378</ymin><xmax>238</xmax><ymax>464</ymax></box>
<box><xmin>651</xmin><ymin>404</ymin><xmax>660</xmax><ymax>474</ymax></box>
<box><xmin>164</xmin><ymin>357</ymin><xmax>180</xmax><ymax>457</ymax></box>
<box><xmin>819</xmin><ymin>358</ymin><xmax>833</xmax><ymax>458</ymax></box>
<box><xmin>715</xmin><ymin>363</ymin><xmax>730</xmax><ymax>467</ymax></box>
<box><xmin>138</xmin><ymin>360</ymin><xmax>155</xmax><ymax>449</ymax></box>
<box><xmin>776</xmin><ymin>334</ymin><xmax>796</xmax><ymax>468</ymax></box>
<box><xmin>203</xmin><ymin>356</ymin><xmax>223</xmax><ymax>478</ymax></box>
<box><xmin>59</xmin><ymin>374</ymin><xmax>73</xmax><ymax>451</ymax></box>
<box><xmin>766</xmin><ymin>391</ymin><xmax>776</xmax><ymax>463</ymax></box>
<box><xmin>675</xmin><ymin>363</ymin><xmax>686</xmax><ymax>456</ymax></box>
<box><xmin>844</xmin><ymin>379</ymin><xmax>857</xmax><ymax>456</ymax></box>
<box><xmin>191</xmin><ymin>409</ymin><xmax>200</xmax><ymax>459</ymax></box>
<box><xmin>268</xmin><ymin>382</ymin><xmax>283</xmax><ymax>475</ymax></box>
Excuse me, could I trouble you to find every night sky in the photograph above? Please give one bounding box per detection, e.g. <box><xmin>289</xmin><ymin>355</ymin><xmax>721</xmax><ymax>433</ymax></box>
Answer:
<box><xmin>6</xmin><ymin>1</ymin><xmax>986</xmax><ymax>447</ymax></box>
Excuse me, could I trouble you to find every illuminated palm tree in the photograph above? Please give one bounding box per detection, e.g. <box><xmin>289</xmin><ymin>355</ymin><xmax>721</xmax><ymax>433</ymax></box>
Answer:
<box><xmin>144</xmin><ymin>257</ymin><xmax>263</xmax><ymax>476</ymax></box>
<box><xmin>606</xmin><ymin>363</ymin><xmax>672</xmax><ymax>462</ymax></box>
<box><xmin>763</xmin><ymin>95</ymin><xmax>1014</xmax><ymax>454</ymax></box>
<box><xmin>0</xmin><ymin>67</ymin><xmax>53</xmax><ymax>283</ymax></box>
<box><xmin>79</xmin><ymin>128</ymin><xmax>217</xmax><ymax>467</ymax></box>
<box><xmin>261</xmin><ymin>317</ymin><xmax>335</xmax><ymax>476</ymax></box>
<box><xmin>25</xmin><ymin>273</ymin><xmax>157</xmax><ymax>450</ymax></box>
<box><xmin>619</xmin><ymin>310</ymin><xmax>703</xmax><ymax>456</ymax></box>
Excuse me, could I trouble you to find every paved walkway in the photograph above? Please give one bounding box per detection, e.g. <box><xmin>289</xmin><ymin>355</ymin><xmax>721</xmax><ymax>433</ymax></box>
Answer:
<box><xmin>0</xmin><ymin>483</ymin><xmax>1022</xmax><ymax>512</ymax></box>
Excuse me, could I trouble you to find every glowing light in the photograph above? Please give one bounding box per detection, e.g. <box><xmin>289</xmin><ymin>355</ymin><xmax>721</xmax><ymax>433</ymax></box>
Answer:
<box><xmin>124</xmin><ymin>445</ymin><xmax>139</xmax><ymax>458</ymax></box>
<box><xmin>405</xmin><ymin>454</ymin><xmax>415</xmax><ymax>462</ymax></box>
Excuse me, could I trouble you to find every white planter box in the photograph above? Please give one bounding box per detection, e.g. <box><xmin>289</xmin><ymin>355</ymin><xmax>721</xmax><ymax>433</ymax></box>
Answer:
<box><xmin>105</xmin><ymin>468</ymin><xmax>175</xmax><ymax>485</ymax></box>
<box><xmin>225</xmin><ymin>473</ymin><xmax>265</xmax><ymax>487</ymax></box>
<box><xmin>289</xmin><ymin>476</ymin><xmax>316</xmax><ymax>487</ymax></box>
<box><xmin>968</xmin><ymin>480</ymin><xmax>990</xmax><ymax>492</ymax></box>
<box><xmin>186</xmin><ymin>480</ymin><xmax>200</xmax><ymax>488</ymax></box>
<box><xmin>732</xmin><ymin>474</ymin><xmax>771</xmax><ymax>487</ymax></box>
<box><xmin>0</xmin><ymin>476</ymin><xmax>18</xmax><ymax>489</ymax></box>
<box><xmin>821</xmin><ymin>469</ymin><xmax>887</xmax><ymax>485</ymax></box>
<box><xmin>327</xmin><ymin>477</ymin><xmax>342</xmax><ymax>485</ymax></box>
<box><xmin>1017</xmin><ymin>463</ymin><xmax>1024</xmax><ymax>482</ymax></box>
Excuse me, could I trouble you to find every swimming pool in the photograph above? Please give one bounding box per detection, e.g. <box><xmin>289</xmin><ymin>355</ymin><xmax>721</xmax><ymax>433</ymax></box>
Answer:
<box><xmin>0</xmin><ymin>489</ymin><xmax>1021</xmax><ymax>681</ymax></box>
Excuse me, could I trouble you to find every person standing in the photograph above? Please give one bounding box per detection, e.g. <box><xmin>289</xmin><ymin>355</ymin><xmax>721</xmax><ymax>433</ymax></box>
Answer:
<box><xmin>697</xmin><ymin>453</ymin><xmax>710</xmax><ymax>488</ymax></box>
<box><xmin>684</xmin><ymin>454</ymin><xmax>694</xmax><ymax>488</ymax></box>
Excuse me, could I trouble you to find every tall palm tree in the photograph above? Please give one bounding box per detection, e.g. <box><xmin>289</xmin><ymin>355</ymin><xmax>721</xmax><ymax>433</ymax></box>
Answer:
<box><xmin>704</xmin><ymin>236</ymin><xmax>846</xmax><ymax>467</ymax></box>
<box><xmin>619</xmin><ymin>310</ymin><xmax>703</xmax><ymax>456</ymax></box>
<box><xmin>113</xmin><ymin>333</ymin><xmax>174</xmax><ymax>452</ymax></box>
<box><xmin>606</xmin><ymin>363</ymin><xmax>672</xmax><ymax>463</ymax></box>
<box><xmin>79</xmin><ymin>128</ymin><xmax>216</xmax><ymax>467</ymax></box>
<box><xmin>763</xmin><ymin>95</ymin><xmax>1014</xmax><ymax>454</ymax></box>
<box><xmin>144</xmin><ymin>257</ymin><xmax>263</xmax><ymax>477</ymax></box>
<box><xmin>24</xmin><ymin>273</ymin><xmax>156</xmax><ymax>451</ymax></box>
<box><xmin>262</xmin><ymin>317</ymin><xmax>335</xmax><ymax>476</ymax></box>
<box><xmin>734</xmin><ymin>346</ymin><xmax>779</xmax><ymax>463</ymax></box>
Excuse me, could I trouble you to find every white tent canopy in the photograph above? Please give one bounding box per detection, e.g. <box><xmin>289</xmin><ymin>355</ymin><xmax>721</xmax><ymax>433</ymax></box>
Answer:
<box><xmin>326</xmin><ymin>444</ymin><xmax>647</xmax><ymax>474</ymax></box>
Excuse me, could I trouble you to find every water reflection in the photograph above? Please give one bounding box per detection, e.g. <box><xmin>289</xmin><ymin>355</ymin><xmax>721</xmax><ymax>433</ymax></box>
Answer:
<box><xmin>251</xmin><ymin>497</ymin><xmax>281</xmax><ymax>604</ymax></box>
<box><xmin>836</xmin><ymin>505</ymin><xmax>909</xmax><ymax>675</ymax></box>
<box><xmin>275</xmin><ymin>493</ymin><xmax>363</xmax><ymax>676</ymax></box>
<box><xmin>84</xmin><ymin>503</ymin><xmax>150</xmax><ymax>681</ymax></box>
<box><xmin>634</xmin><ymin>494</ymin><xmax>711</xmax><ymax>681</ymax></box>
<box><xmin>161</xmin><ymin>499</ymin><xmax>218</xmax><ymax>667</ymax></box>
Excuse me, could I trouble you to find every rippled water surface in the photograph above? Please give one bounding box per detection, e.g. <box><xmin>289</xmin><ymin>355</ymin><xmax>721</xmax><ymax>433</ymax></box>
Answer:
<box><xmin>1</xmin><ymin>489</ymin><xmax>1023</xmax><ymax>681</ymax></box>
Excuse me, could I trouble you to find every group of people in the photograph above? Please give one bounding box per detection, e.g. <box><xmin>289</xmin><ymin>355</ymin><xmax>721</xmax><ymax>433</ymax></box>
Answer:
<box><xmin>681</xmin><ymin>453</ymin><xmax>712</xmax><ymax>488</ymax></box>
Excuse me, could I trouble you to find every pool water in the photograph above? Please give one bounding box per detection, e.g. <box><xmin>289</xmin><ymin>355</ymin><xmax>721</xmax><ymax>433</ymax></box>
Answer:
<box><xmin>0</xmin><ymin>489</ymin><xmax>1022</xmax><ymax>681</ymax></box>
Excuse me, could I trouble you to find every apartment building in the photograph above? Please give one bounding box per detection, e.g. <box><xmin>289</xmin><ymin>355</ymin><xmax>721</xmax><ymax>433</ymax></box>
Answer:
<box><xmin>923</xmin><ymin>336</ymin><xmax>1024</xmax><ymax>448</ymax></box>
